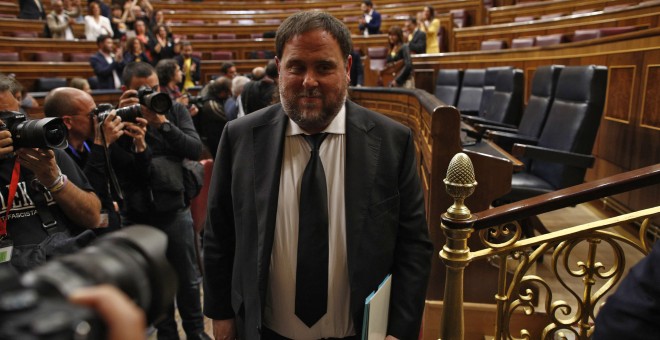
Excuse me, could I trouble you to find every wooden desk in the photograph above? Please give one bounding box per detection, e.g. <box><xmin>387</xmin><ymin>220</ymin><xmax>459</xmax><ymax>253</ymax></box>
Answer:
<box><xmin>350</xmin><ymin>87</ymin><xmax>518</xmax><ymax>302</ymax></box>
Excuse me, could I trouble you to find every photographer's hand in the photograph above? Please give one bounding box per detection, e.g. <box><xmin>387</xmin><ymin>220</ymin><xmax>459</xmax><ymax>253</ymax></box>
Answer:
<box><xmin>69</xmin><ymin>285</ymin><xmax>146</xmax><ymax>340</ymax></box>
<box><xmin>0</xmin><ymin>129</ymin><xmax>14</xmax><ymax>157</ymax></box>
<box><xmin>16</xmin><ymin>148</ymin><xmax>102</xmax><ymax>228</ymax></box>
<box><xmin>94</xmin><ymin>113</ymin><xmax>125</xmax><ymax>147</ymax></box>
<box><xmin>124</xmin><ymin>117</ymin><xmax>148</xmax><ymax>153</ymax></box>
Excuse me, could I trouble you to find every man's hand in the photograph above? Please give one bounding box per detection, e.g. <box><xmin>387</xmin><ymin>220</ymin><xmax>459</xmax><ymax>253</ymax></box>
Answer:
<box><xmin>0</xmin><ymin>129</ymin><xmax>13</xmax><ymax>157</ymax></box>
<box><xmin>119</xmin><ymin>90</ymin><xmax>167</xmax><ymax>129</ymax></box>
<box><xmin>69</xmin><ymin>285</ymin><xmax>146</xmax><ymax>340</ymax></box>
<box><xmin>94</xmin><ymin>113</ymin><xmax>125</xmax><ymax>147</ymax></box>
<box><xmin>16</xmin><ymin>148</ymin><xmax>59</xmax><ymax>186</ymax></box>
<box><xmin>124</xmin><ymin>117</ymin><xmax>148</xmax><ymax>152</ymax></box>
<box><xmin>212</xmin><ymin>318</ymin><xmax>237</xmax><ymax>340</ymax></box>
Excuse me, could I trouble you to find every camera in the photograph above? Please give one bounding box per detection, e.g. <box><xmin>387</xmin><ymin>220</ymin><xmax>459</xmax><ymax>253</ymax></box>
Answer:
<box><xmin>0</xmin><ymin>110</ymin><xmax>68</xmax><ymax>149</ymax></box>
<box><xmin>95</xmin><ymin>103</ymin><xmax>141</xmax><ymax>124</ymax></box>
<box><xmin>137</xmin><ymin>85</ymin><xmax>172</xmax><ymax>114</ymax></box>
<box><xmin>0</xmin><ymin>225</ymin><xmax>177</xmax><ymax>339</ymax></box>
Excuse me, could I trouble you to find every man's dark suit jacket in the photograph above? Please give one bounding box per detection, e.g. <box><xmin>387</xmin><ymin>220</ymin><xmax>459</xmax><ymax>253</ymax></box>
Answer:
<box><xmin>203</xmin><ymin>101</ymin><xmax>433</xmax><ymax>339</ymax></box>
<box><xmin>89</xmin><ymin>52</ymin><xmax>124</xmax><ymax>90</ymax></box>
<box><xmin>19</xmin><ymin>0</ymin><xmax>45</xmax><ymax>19</ymax></box>
<box><xmin>175</xmin><ymin>55</ymin><xmax>202</xmax><ymax>88</ymax></box>
<box><xmin>593</xmin><ymin>240</ymin><xmax>660</xmax><ymax>339</ymax></box>
<box><xmin>358</xmin><ymin>10</ymin><xmax>381</xmax><ymax>35</ymax></box>
<box><xmin>408</xmin><ymin>29</ymin><xmax>427</xmax><ymax>54</ymax></box>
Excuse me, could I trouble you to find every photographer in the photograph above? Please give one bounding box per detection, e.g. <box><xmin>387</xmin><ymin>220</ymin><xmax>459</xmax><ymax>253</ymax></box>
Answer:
<box><xmin>44</xmin><ymin>87</ymin><xmax>150</xmax><ymax>232</ymax></box>
<box><xmin>0</xmin><ymin>76</ymin><xmax>101</xmax><ymax>272</ymax></box>
<box><xmin>117</xmin><ymin>62</ymin><xmax>206</xmax><ymax>340</ymax></box>
<box><xmin>156</xmin><ymin>58</ymin><xmax>199</xmax><ymax>117</ymax></box>
<box><xmin>196</xmin><ymin>76</ymin><xmax>231</xmax><ymax>158</ymax></box>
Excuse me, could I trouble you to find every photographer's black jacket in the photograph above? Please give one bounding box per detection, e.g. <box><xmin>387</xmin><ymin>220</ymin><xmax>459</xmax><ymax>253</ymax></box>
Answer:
<box><xmin>121</xmin><ymin>102</ymin><xmax>202</xmax><ymax>221</ymax></box>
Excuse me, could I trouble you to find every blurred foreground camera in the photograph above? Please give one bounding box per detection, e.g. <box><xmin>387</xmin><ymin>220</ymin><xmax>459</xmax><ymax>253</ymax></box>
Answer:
<box><xmin>0</xmin><ymin>110</ymin><xmax>68</xmax><ymax>150</ymax></box>
<box><xmin>137</xmin><ymin>85</ymin><xmax>172</xmax><ymax>114</ymax></box>
<box><xmin>0</xmin><ymin>225</ymin><xmax>177</xmax><ymax>339</ymax></box>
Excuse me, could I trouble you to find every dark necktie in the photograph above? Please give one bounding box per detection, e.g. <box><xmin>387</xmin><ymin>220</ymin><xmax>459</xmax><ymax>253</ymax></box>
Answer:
<box><xmin>295</xmin><ymin>133</ymin><xmax>329</xmax><ymax>328</ymax></box>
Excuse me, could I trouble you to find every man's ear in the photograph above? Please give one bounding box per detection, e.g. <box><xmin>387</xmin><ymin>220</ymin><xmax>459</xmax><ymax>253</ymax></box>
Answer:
<box><xmin>62</xmin><ymin>116</ymin><xmax>74</xmax><ymax>130</ymax></box>
<box><xmin>346</xmin><ymin>54</ymin><xmax>353</xmax><ymax>83</ymax></box>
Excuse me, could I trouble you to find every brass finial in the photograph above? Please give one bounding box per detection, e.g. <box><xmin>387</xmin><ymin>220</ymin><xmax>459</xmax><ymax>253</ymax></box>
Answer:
<box><xmin>443</xmin><ymin>153</ymin><xmax>477</xmax><ymax>220</ymax></box>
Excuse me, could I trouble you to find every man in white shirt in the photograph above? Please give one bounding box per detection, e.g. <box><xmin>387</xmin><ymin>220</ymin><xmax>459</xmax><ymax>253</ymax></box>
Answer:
<box><xmin>204</xmin><ymin>10</ymin><xmax>432</xmax><ymax>340</ymax></box>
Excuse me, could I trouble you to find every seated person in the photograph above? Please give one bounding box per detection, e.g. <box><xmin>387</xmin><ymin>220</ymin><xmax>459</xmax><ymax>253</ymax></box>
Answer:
<box><xmin>0</xmin><ymin>75</ymin><xmax>101</xmax><ymax>273</ymax></box>
<box><xmin>241</xmin><ymin>60</ymin><xmax>278</xmax><ymax>115</ymax></box>
<box><xmin>384</xmin><ymin>26</ymin><xmax>414</xmax><ymax>88</ymax></box>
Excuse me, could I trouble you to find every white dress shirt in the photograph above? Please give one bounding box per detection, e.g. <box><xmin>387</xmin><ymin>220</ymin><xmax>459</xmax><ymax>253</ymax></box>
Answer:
<box><xmin>264</xmin><ymin>104</ymin><xmax>355</xmax><ymax>339</ymax></box>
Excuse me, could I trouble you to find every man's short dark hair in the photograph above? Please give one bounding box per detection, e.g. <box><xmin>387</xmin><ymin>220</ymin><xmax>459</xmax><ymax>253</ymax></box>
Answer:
<box><xmin>182</xmin><ymin>41</ymin><xmax>193</xmax><ymax>48</ymax></box>
<box><xmin>155</xmin><ymin>59</ymin><xmax>178</xmax><ymax>86</ymax></box>
<box><xmin>275</xmin><ymin>11</ymin><xmax>353</xmax><ymax>62</ymax></box>
<box><xmin>207</xmin><ymin>77</ymin><xmax>232</xmax><ymax>99</ymax></box>
<box><xmin>363</xmin><ymin>0</ymin><xmax>373</xmax><ymax>8</ymax></box>
<box><xmin>265</xmin><ymin>60</ymin><xmax>278</xmax><ymax>79</ymax></box>
<box><xmin>121</xmin><ymin>61</ymin><xmax>156</xmax><ymax>87</ymax></box>
<box><xmin>407</xmin><ymin>16</ymin><xmax>417</xmax><ymax>25</ymax></box>
<box><xmin>96</xmin><ymin>34</ymin><xmax>111</xmax><ymax>46</ymax></box>
<box><xmin>220</xmin><ymin>62</ymin><xmax>235</xmax><ymax>75</ymax></box>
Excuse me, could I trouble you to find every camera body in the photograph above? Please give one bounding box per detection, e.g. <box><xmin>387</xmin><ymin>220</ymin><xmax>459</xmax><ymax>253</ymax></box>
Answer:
<box><xmin>94</xmin><ymin>86</ymin><xmax>173</xmax><ymax>123</ymax></box>
<box><xmin>0</xmin><ymin>225</ymin><xmax>177</xmax><ymax>339</ymax></box>
<box><xmin>0</xmin><ymin>110</ymin><xmax>68</xmax><ymax>150</ymax></box>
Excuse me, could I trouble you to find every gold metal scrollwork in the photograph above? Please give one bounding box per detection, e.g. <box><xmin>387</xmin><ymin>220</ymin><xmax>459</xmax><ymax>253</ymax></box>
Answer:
<box><xmin>480</xmin><ymin>220</ymin><xmax>523</xmax><ymax>249</ymax></box>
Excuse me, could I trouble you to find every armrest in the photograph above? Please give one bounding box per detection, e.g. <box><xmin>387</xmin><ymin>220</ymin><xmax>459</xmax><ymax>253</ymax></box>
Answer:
<box><xmin>487</xmin><ymin>130</ymin><xmax>538</xmax><ymax>151</ymax></box>
<box><xmin>460</xmin><ymin>110</ymin><xmax>479</xmax><ymax>117</ymax></box>
<box><xmin>512</xmin><ymin>144</ymin><xmax>595</xmax><ymax>169</ymax></box>
<box><xmin>464</xmin><ymin>116</ymin><xmax>517</xmax><ymax>129</ymax></box>
<box><xmin>476</xmin><ymin>123</ymin><xmax>519</xmax><ymax>134</ymax></box>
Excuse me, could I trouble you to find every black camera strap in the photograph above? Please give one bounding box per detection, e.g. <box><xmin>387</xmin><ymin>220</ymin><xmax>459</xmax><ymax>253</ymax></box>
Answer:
<box><xmin>27</xmin><ymin>177</ymin><xmax>60</xmax><ymax>234</ymax></box>
<box><xmin>98</xmin><ymin>121</ymin><xmax>124</xmax><ymax>201</ymax></box>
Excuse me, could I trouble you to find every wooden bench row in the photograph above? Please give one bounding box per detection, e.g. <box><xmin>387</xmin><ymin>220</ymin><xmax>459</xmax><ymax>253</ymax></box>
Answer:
<box><xmin>486</xmin><ymin>0</ymin><xmax>641</xmax><ymax>24</ymax></box>
<box><xmin>452</xmin><ymin>0</ymin><xmax>660</xmax><ymax>51</ymax></box>
<box><xmin>0</xmin><ymin>34</ymin><xmax>388</xmax><ymax>63</ymax></box>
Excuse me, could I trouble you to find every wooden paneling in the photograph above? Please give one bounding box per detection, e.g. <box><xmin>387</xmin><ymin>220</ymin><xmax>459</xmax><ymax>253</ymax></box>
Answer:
<box><xmin>604</xmin><ymin>65</ymin><xmax>635</xmax><ymax>123</ymax></box>
<box><xmin>641</xmin><ymin>64</ymin><xmax>660</xmax><ymax>130</ymax></box>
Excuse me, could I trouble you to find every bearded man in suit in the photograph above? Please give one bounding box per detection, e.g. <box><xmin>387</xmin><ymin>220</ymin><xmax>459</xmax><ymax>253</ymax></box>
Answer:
<box><xmin>203</xmin><ymin>11</ymin><xmax>432</xmax><ymax>340</ymax></box>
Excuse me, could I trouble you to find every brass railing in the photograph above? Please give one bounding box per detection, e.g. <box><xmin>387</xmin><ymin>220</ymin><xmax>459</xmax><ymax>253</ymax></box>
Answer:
<box><xmin>439</xmin><ymin>153</ymin><xmax>660</xmax><ymax>340</ymax></box>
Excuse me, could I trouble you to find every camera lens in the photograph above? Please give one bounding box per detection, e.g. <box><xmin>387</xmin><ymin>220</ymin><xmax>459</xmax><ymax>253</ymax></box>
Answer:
<box><xmin>13</xmin><ymin>118</ymin><xmax>68</xmax><ymax>150</ymax></box>
<box><xmin>21</xmin><ymin>225</ymin><xmax>177</xmax><ymax>324</ymax></box>
<box><xmin>114</xmin><ymin>104</ymin><xmax>142</xmax><ymax>123</ymax></box>
<box><xmin>142</xmin><ymin>92</ymin><xmax>172</xmax><ymax>114</ymax></box>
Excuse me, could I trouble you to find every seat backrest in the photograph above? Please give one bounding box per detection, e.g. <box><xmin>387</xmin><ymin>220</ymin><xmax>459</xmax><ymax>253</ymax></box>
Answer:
<box><xmin>211</xmin><ymin>51</ymin><xmax>233</xmax><ymax>60</ymax></box>
<box><xmin>511</xmin><ymin>37</ymin><xmax>535</xmax><ymax>48</ymax></box>
<box><xmin>216</xmin><ymin>33</ymin><xmax>237</xmax><ymax>40</ymax></box>
<box><xmin>456</xmin><ymin>68</ymin><xmax>486</xmax><ymax>112</ymax></box>
<box><xmin>450</xmin><ymin>9</ymin><xmax>469</xmax><ymax>28</ymax></box>
<box><xmin>0</xmin><ymin>52</ymin><xmax>19</xmax><ymax>61</ymax></box>
<box><xmin>36</xmin><ymin>77</ymin><xmax>67</xmax><ymax>91</ymax></box>
<box><xmin>367</xmin><ymin>47</ymin><xmax>388</xmax><ymax>71</ymax></box>
<box><xmin>573</xmin><ymin>29</ymin><xmax>602</xmax><ymax>42</ymax></box>
<box><xmin>531</xmin><ymin>65</ymin><xmax>608</xmax><ymax>189</ymax></box>
<box><xmin>434</xmin><ymin>69</ymin><xmax>463</xmax><ymax>106</ymax></box>
<box><xmin>479</xmin><ymin>66</ymin><xmax>512</xmax><ymax>115</ymax></box>
<box><xmin>34</xmin><ymin>51</ymin><xmax>64</xmax><ymax>62</ymax></box>
<box><xmin>514</xmin><ymin>16</ymin><xmax>535</xmax><ymax>22</ymax></box>
<box><xmin>535</xmin><ymin>33</ymin><xmax>567</xmax><ymax>47</ymax></box>
<box><xmin>69</xmin><ymin>52</ymin><xmax>93</xmax><ymax>62</ymax></box>
<box><xmin>480</xmin><ymin>39</ymin><xmax>507</xmax><ymax>51</ymax></box>
<box><xmin>517</xmin><ymin>65</ymin><xmax>563</xmax><ymax>138</ymax></box>
<box><xmin>482</xmin><ymin>68</ymin><xmax>524</xmax><ymax>125</ymax></box>
<box><xmin>192</xmin><ymin>33</ymin><xmax>213</xmax><ymax>40</ymax></box>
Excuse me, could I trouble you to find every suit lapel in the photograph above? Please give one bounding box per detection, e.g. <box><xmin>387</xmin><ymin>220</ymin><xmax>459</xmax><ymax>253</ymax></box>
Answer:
<box><xmin>252</xmin><ymin>106</ymin><xmax>288</xmax><ymax>300</ymax></box>
<box><xmin>344</xmin><ymin>101</ymin><xmax>381</xmax><ymax>290</ymax></box>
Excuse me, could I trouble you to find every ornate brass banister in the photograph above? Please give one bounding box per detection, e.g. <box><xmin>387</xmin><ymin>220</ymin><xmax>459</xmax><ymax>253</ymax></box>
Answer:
<box><xmin>439</xmin><ymin>153</ymin><xmax>660</xmax><ymax>340</ymax></box>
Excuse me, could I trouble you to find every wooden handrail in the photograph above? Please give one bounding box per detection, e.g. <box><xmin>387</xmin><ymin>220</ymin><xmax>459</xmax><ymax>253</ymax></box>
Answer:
<box><xmin>464</xmin><ymin>164</ymin><xmax>660</xmax><ymax>230</ymax></box>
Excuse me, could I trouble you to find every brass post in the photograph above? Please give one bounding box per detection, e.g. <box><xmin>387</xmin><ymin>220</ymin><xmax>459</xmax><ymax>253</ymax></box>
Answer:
<box><xmin>439</xmin><ymin>153</ymin><xmax>477</xmax><ymax>340</ymax></box>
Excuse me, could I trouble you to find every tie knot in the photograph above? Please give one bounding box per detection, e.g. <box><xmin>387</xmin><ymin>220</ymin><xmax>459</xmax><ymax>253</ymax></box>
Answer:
<box><xmin>304</xmin><ymin>133</ymin><xmax>327</xmax><ymax>151</ymax></box>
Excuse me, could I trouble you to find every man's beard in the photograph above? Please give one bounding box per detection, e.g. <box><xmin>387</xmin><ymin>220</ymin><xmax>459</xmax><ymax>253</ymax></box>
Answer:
<box><xmin>280</xmin><ymin>86</ymin><xmax>346</xmax><ymax>132</ymax></box>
